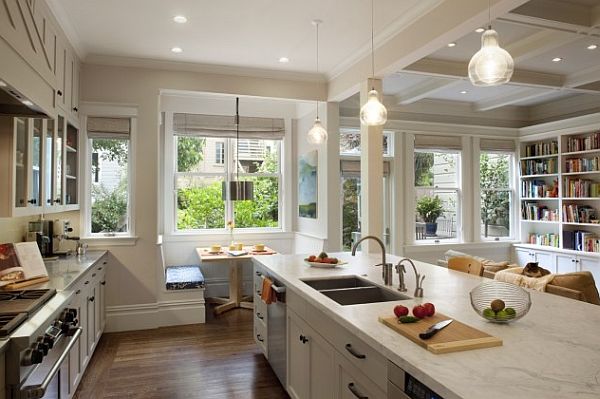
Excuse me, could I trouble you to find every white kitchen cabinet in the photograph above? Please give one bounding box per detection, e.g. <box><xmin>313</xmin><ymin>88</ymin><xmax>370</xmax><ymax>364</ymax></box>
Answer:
<box><xmin>578</xmin><ymin>256</ymin><xmax>600</xmax><ymax>290</ymax></box>
<box><xmin>556</xmin><ymin>254</ymin><xmax>579</xmax><ymax>274</ymax></box>
<box><xmin>335</xmin><ymin>351</ymin><xmax>386</xmax><ymax>399</ymax></box>
<box><xmin>287</xmin><ymin>309</ymin><xmax>336</xmax><ymax>399</ymax></box>
<box><xmin>515</xmin><ymin>248</ymin><xmax>535</xmax><ymax>266</ymax></box>
<box><xmin>535</xmin><ymin>251</ymin><xmax>555</xmax><ymax>273</ymax></box>
<box><xmin>514</xmin><ymin>247</ymin><xmax>556</xmax><ymax>272</ymax></box>
<box><xmin>68</xmin><ymin>286</ymin><xmax>84</xmax><ymax>394</ymax></box>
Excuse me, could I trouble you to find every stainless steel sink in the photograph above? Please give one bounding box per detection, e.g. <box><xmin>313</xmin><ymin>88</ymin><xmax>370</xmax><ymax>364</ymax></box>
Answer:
<box><xmin>301</xmin><ymin>276</ymin><xmax>411</xmax><ymax>305</ymax></box>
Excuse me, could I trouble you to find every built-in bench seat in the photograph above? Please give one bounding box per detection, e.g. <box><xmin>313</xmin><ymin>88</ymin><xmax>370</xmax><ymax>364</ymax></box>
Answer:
<box><xmin>165</xmin><ymin>265</ymin><xmax>205</xmax><ymax>290</ymax></box>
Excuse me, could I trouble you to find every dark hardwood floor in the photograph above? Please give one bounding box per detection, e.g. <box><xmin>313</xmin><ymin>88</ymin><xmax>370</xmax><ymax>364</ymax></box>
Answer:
<box><xmin>74</xmin><ymin>306</ymin><xmax>289</xmax><ymax>399</ymax></box>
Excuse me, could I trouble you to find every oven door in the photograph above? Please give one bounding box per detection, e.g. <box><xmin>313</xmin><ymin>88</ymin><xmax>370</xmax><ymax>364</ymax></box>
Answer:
<box><xmin>16</xmin><ymin>328</ymin><xmax>82</xmax><ymax>399</ymax></box>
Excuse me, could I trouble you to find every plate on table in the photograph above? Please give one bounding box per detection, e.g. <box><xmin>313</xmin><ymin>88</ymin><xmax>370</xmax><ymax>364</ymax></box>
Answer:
<box><xmin>304</xmin><ymin>259</ymin><xmax>347</xmax><ymax>268</ymax></box>
<box><xmin>206</xmin><ymin>250</ymin><xmax>224</xmax><ymax>255</ymax></box>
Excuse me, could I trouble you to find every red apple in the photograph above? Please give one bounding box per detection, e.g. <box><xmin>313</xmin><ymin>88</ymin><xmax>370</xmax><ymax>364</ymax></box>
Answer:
<box><xmin>423</xmin><ymin>303</ymin><xmax>435</xmax><ymax>317</ymax></box>
<box><xmin>412</xmin><ymin>305</ymin><xmax>428</xmax><ymax>319</ymax></box>
<box><xmin>394</xmin><ymin>305</ymin><xmax>409</xmax><ymax>318</ymax></box>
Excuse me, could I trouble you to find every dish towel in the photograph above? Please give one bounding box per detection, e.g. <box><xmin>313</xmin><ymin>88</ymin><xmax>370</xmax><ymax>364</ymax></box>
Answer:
<box><xmin>495</xmin><ymin>267</ymin><xmax>555</xmax><ymax>292</ymax></box>
<box><xmin>261</xmin><ymin>277</ymin><xmax>277</xmax><ymax>304</ymax></box>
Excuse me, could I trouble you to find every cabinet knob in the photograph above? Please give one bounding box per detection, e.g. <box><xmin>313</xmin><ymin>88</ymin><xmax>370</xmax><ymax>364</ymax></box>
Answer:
<box><xmin>89</xmin><ymin>296</ymin><xmax>95</xmax><ymax>302</ymax></box>
<box><xmin>73</xmin><ymin>107</ymin><xmax>78</xmax><ymax>112</ymax></box>
<box><xmin>299</xmin><ymin>335</ymin><xmax>308</xmax><ymax>344</ymax></box>
<box><xmin>57</xmin><ymin>90</ymin><xmax>63</xmax><ymax>96</ymax></box>
<box><xmin>101</xmin><ymin>281</ymin><xmax>106</xmax><ymax>285</ymax></box>
<box><xmin>256</xmin><ymin>334</ymin><xmax>264</xmax><ymax>342</ymax></box>
<box><xmin>54</xmin><ymin>199</ymin><xmax>61</xmax><ymax>204</ymax></box>
<box><xmin>27</xmin><ymin>199</ymin><xmax>37</xmax><ymax>205</ymax></box>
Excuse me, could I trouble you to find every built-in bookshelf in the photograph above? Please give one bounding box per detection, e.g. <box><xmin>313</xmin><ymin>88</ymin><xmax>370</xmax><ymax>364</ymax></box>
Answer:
<box><xmin>520</xmin><ymin>133</ymin><xmax>600</xmax><ymax>254</ymax></box>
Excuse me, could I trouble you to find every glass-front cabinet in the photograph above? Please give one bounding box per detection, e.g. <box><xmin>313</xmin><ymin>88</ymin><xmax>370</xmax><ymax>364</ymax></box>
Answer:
<box><xmin>0</xmin><ymin>114</ymin><xmax>80</xmax><ymax>217</ymax></box>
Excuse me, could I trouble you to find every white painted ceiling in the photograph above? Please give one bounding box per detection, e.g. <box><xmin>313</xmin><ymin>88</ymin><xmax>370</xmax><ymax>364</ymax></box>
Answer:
<box><xmin>50</xmin><ymin>0</ymin><xmax>439</xmax><ymax>77</ymax></box>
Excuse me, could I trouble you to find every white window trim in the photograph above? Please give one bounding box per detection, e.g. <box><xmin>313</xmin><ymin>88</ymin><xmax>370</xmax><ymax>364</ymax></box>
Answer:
<box><xmin>80</xmin><ymin>104</ymin><xmax>137</xmax><ymax>242</ymax></box>
<box><xmin>412</xmin><ymin>148</ymin><xmax>463</xmax><ymax>245</ymax></box>
<box><xmin>477</xmin><ymin>149</ymin><xmax>517</xmax><ymax>242</ymax></box>
<box><xmin>164</xmin><ymin>114</ymin><xmax>284</xmax><ymax>235</ymax></box>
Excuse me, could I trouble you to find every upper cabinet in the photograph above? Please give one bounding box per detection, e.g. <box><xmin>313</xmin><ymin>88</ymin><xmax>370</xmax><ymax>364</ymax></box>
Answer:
<box><xmin>0</xmin><ymin>0</ymin><xmax>81</xmax><ymax>123</ymax></box>
<box><xmin>0</xmin><ymin>115</ymin><xmax>79</xmax><ymax>217</ymax></box>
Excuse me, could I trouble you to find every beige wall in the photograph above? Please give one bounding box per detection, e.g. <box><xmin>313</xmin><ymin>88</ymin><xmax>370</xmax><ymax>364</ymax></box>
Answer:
<box><xmin>81</xmin><ymin>63</ymin><xmax>327</xmax><ymax>310</ymax></box>
<box><xmin>0</xmin><ymin>210</ymin><xmax>80</xmax><ymax>246</ymax></box>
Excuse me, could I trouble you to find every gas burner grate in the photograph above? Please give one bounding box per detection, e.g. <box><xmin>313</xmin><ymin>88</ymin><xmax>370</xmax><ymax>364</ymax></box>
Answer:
<box><xmin>0</xmin><ymin>293</ymin><xmax>17</xmax><ymax>301</ymax></box>
<box><xmin>18</xmin><ymin>290</ymin><xmax>51</xmax><ymax>300</ymax></box>
<box><xmin>0</xmin><ymin>313</ymin><xmax>27</xmax><ymax>337</ymax></box>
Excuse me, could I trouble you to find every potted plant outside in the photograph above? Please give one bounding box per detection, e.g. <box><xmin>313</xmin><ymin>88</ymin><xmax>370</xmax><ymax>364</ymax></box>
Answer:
<box><xmin>416</xmin><ymin>195</ymin><xmax>444</xmax><ymax>236</ymax></box>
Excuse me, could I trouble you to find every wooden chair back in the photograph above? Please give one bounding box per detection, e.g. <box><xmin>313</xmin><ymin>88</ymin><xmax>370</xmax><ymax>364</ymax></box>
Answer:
<box><xmin>448</xmin><ymin>256</ymin><xmax>483</xmax><ymax>276</ymax></box>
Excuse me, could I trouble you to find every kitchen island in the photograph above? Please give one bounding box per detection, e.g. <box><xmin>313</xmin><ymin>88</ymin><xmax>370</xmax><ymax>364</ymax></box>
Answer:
<box><xmin>253</xmin><ymin>252</ymin><xmax>600</xmax><ymax>399</ymax></box>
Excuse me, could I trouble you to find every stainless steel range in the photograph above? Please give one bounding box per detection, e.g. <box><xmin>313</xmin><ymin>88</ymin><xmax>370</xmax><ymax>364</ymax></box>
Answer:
<box><xmin>2</xmin><ymin>288</ymin><xmax>80</xmax><ymax>399</ymax></box>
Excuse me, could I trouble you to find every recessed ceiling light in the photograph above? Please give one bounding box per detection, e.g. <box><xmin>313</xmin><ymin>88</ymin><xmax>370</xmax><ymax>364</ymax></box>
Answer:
<box><xmin>22</xmin><ymin>100</ymin><xmax>33</xmax><ymax>106</ymax></box>
<box><xmin>171</xmin><ymin>47</ymin><xmax>183</xmax><ymax>53</ymax></box>
<box><xmin>173</xmin><ymin>15</ymin><xmax>187</xmax><ymax>24</ymax></box>
<box><xmin>587</xmin><ymin>44</ymin><xmax>598</xmax><ymax>50</ymax></box>
<box><xmin>552</xmin><ymin>57</ymin><xmax>562</xmax><ymax>62</ymax></box>
<box><xmin>475</xmin><ymin>27</ymin><xmax>485</xmax><ymax>33</ymax></box>
<box><xmin>447</xmin><ymin>42</ymin><xmax>456</xmax><ymax>47</ymax></box>
<box><xmin>278</xmin><ymin>57</ymin><xmax>290</xmax><ymax>63</ymax></box>
<box><xmin>460</xmin><ymin>90</ymin><xmax>468</xmax><ymax>94</ymax></box>
<box><xmin>0</xmin><ymin>81</ymin><xmax>6</xmax><ymax>87</ymax></box>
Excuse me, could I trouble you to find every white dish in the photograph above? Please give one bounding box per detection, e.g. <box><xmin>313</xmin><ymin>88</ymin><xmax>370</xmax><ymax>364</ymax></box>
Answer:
<box><xmin>304</xmin><ymin>260</ymin><xmax>347</xmax><ymax>268</ymax></box>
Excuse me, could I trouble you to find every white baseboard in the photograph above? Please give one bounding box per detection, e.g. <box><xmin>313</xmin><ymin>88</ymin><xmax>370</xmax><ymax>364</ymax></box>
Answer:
<box><xmin>105</xmin><ymin>298</ymin><xmax>206</xmax><ymax>332</ymax></box>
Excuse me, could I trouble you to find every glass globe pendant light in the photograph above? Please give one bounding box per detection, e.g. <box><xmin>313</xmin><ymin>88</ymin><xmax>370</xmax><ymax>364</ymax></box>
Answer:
<box><xmin>307</xmin><ymin>19</ymin><xmax>328</xmax><ymax>144</ymax></box>
<box><xmin>468</xmin><ymin>1</ymin><xmax>514</xmax><ymax>86</ymax></box>
<box><xmin>360</xmin><ymin>0</ymin><xmax>387</xmax><ymax>126</ymax></box>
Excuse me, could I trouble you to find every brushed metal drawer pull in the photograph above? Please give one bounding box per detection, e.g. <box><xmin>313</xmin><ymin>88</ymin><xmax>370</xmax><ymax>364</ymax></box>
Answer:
<box><xmin>84</xmin><ymin>281</ymin><xmax>89</xmax><ymax>285</ymax></box>
<box><xmin>348</xmin><ymin>383</ymin><xmax>368</xmax><ymax>399</ymax></box>
<box><xmin>75</xmin><ymin>290</ymin><xmax>81</xmax><ymax>295</ymax></box>
<box><xmin>255</xmin><ymin>271</ymin><xmax>262</xmax><ymax>276</ymax></box>
<box><xmin>256</xmin><ymin>334</ymin><xmax>264</xmax><ymax>342</ymax></box>
<box><xmin>345</xmin><ymin>344</ymin><xmax>366</xmax><ymax>359</ymax></box>
<box><xmin>256</xmin><ymin>312</ymin><xmax>264</xmax><ymax>320</ymax></box>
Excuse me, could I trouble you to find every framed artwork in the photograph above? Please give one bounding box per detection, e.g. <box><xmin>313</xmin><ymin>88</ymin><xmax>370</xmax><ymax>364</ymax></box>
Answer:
<box><xmin>298</xmin><ymin>150</ymin><xmax>318</xmax><ymax>219</ymax></box>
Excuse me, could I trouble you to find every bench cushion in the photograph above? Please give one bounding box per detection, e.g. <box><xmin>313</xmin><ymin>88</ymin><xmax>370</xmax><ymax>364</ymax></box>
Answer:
<box><xmin>165</xmin><ymin>265</ymin><xmax>205</xmax><ymax>290</ymax></box>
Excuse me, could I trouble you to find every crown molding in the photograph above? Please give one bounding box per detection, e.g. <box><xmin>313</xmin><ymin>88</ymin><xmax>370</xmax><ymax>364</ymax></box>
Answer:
<box><xmin>46</xmin><ymin>0</ymin><xmax>87</xmax><ymax>59</ymax></box>
<box><xmin>84</xmin><ymin>54</ymin><xmax>328</xmax><ymax>84</ymax></box>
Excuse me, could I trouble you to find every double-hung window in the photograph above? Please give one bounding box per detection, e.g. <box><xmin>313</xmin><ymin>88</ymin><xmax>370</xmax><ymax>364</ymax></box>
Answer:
<box><xmin>414</xmin><ymin>135</ymin><xmax>462</xmax><ymax>243</ymax></box>
<box><xmin>172</xmin><ymin>113</ymin><xmax>284</xmax><ymax>232</ymax></box>
<box><xmin>86</xmin><ymin>117</ymin><xmax>132</xmax><ymax>236</ymax></box>
<box><xmin>479</xmin><ymin>139</ymin><xmax>516</xmax><ymax>240</ymax></box>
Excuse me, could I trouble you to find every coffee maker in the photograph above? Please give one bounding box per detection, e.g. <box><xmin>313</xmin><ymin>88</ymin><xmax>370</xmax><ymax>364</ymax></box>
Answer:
<box><xmin>32</xmin><ymin>220</ymin><xmax>74</xmax><ymax>259</ymax></box>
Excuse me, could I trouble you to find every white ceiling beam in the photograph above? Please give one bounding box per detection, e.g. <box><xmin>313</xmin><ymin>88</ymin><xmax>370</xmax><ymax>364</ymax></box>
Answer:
<box><xmin>506</xmin><ymin>30</ymin><xmax>580</xmax><ymax>63</ymax></box>
<box><xmin>327</xmin><ymin>0</ymin><xmax>530</xmax><ymax>101</ymax></box>
<box><xmin>564</xmin><ymin>64</ymin><xmax>600</xmax><ymax>89</ymax></box>
<box><xmin>394</xmin><ymin>78</ymin><xmax>463</xmax><ymax>105</ymax></box>
<box><xmin>506</xmin><ymin>0</ymin><xmax>593</xmax><ymax>32</ymax></box>
<box><xmin>474</xmin><ymin>88</ymin><xmax>553</xmax><ymax>111</ymax></box>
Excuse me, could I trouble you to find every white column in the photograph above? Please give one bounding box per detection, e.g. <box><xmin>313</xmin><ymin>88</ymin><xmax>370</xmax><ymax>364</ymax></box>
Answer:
<box><xmin>324</xmin><ymin>102</ymin><xmax>342</xmax><ymax>252</ymax></box>
<box><xmin>360</xmin><ymin>78</ymin><xmax>384</xmax><ymax>254</ymax></box>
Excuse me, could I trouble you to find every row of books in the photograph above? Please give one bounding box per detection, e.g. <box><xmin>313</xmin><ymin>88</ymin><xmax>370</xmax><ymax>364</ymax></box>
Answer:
<box><xmin>565</xmin><ymin>133</ymin><xmax>600</xmax><ymax>153</ymax></box>
<box><xmin>562</xmin><ymin>204</ymin><xmax>597</xmax><ymax>224</ymax></box>
<box><xmin>521</xmin><ymin>158</ymin><xmax>557</xmax><ymax>175</ymax></box>
<box><xmin>523</xmin><ymin>141</ymin><xmax>558</xmax><ymax>157</ymax></box>
<box><xmin>528</xmin><ymin>233</ymin><xmax>559</xmax><ymax>247</ymax></box>
<box><xmin>563</xmin><ymin>178</ymin><xmax>600</xmax><ymax>198</ymax></box>
<box><xmin>564</xmin><ymin>157</ymin><xmax>600</xmax><ymax>173</ymax></box>
<box><xmin>563</xmin><ymin>230</ymin><xmax>600</xmax><ymax>253</ymax></box>
<box><xmin>520</xmin><ymin>179</ymin><xmax>558</xmax><ymax>198</ymax></box>
<box><xmin>521</xmin><ymin>203</ymin><xmax>558</xmax><ymax>221</ymax></box>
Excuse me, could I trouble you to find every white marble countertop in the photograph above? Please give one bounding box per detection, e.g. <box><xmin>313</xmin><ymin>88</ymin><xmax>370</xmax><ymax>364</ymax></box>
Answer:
<box><xmin>253</xmin><ymin>252</ymin><xmax>600</xmax><ymax>399</ymax></box>
<box><xmin>37</xmin><ymin>251</ymin><xmax>107</xmax><ymax>291</ymax></box>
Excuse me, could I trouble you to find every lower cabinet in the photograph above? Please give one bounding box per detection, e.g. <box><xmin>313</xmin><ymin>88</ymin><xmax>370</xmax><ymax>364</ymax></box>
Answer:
<box><xmin>287</xmin><ymin>309</ymin><xmax>336</xmax><ymax>399</ymax></box>
<box><xmin>336</xmin><ymin>351</ymin><xmax>386</xmax><ymax>399</ymax></box>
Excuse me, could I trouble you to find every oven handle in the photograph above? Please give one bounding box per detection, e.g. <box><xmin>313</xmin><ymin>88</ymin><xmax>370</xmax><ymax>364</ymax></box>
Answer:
<box><xmin>20</xmin><ymin>327</ymin><xmax>82</xmax><ymax>399</ymax></box>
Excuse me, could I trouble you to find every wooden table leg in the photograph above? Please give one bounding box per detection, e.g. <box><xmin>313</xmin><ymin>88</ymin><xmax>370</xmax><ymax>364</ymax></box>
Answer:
<box><xmin>214</xmin><ymin>259</ymin><xmax>252</xmax><ymax>315</ymax></box>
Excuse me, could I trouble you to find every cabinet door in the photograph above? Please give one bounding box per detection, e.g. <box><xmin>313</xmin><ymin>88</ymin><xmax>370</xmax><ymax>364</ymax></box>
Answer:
<box><xmin>556</xmin><ymin>254</ymin><xmax>578</xmax><ymax>274</ymax></box>
<box><xmin>69</xmin><ymin>287</ymin><xmax>83</xmax><ymax>393</ymax></box>
<box><xmin>308</xmin><ymin>326</ymin><xmax>336</xmax><ymax>399</ymax></box>
<box><xmin>86</xmin><ymin>285</ymin><xmax>96</xmax><ymax>354</ymax></box>
<box><xmin>94</xmin><ymin>278</ymin><xmax>102</xmax><ymax>342</ymax></box>
<box><xmin>99</xmin><ymin>274</ymin><xmax>106</xmax><ymax>331</ymax></box>
<box><xmin>287</xmin><ymin>311</ymin><xmax>310</xmax><ymax>399</ymax></box>
<box><xmin>65</xmin><ymin>123</ymin><xmax>78</xmax><ymax>205</ymax></box>
<box><xmin>515</xmin><ymin>248</ymin><xmax>533</xmax><ymax>266</ymax></box>
<box><xmin>14</xmin><ymin>118</ymin><xmax>28</xmax><ymax>209</ymax></box>
<box><xmin>43</xmin><ymin>119</ymin><xmax>55</xmax><ymax>209</ymax></box>
<box><xmin>54</xmin><ymin>115</ymin><xmax>65</xmax><ymax>206</ymax></box>
<box><xmin>56</xmin><ymin>41</ymin><xmax>67</xmax><ymax>111</ymax></box>
<box><xmin>70</xmin><ymin>58</ymin><xmax>80</xmax><ymax>116</ymax></box>
<box><xmin>30</xmin><ymin>119</ymin><xmax>43</xmax><ymax>210</ymax></box>
<box><xmin>534</xmin><ymin>251</ymin><xmax>555</xmax><ymax>273</ymax></box>
<box><xmin>578</xmin><ymin>256</ymin><xmax>600</xmax><ymax>293</ymax></box>
<box><xmin>78</xmin><ymin>280</ymin><xmax>89</xmax><ymax>370</ymax></box>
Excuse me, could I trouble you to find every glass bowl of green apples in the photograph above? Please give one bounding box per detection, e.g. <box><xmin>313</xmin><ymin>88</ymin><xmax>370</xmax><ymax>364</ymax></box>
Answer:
<box><xmin>470</xmin><ymin>281</ymin><xmax>531</xmax><ymax>323</ymax></box>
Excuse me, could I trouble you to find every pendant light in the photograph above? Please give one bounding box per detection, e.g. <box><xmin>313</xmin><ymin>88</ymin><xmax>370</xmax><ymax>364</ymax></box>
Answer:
<box><xmin>223</xmin><ymin>97</ymin><xmax>254</xmax><ymax>201</ymax></box>
<box><xmin>359</xmin><ymin>0</ymin><xmax>387</xmax><ymax>126</ymax></box>
<box><xmin>307</xmin><ymin>19</ymin><xmax>328</xmax><ymax>144</ymax></box>
<box><xmin>468</xmin><ymin>0</ymin><xmax>514</xmax><ymax>86</ymax></box>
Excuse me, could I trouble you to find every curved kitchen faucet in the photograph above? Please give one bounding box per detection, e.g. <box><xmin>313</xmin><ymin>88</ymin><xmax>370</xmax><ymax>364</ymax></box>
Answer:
<box><xmin>395</xmin><ymin>258</ymin><xmax>425</xmax><ymax>297</ymax></box>
<box><xmin>351</xmin><ymin>235</ymin><xmax>393</xmax><ymax>286</ymax></box>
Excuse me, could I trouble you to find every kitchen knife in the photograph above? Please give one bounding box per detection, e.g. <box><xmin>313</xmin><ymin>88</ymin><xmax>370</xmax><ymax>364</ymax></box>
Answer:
<box><xmin>419</xmin><ymin>319</ymin><xmax>453</xmax><ymax>340</ymax></box>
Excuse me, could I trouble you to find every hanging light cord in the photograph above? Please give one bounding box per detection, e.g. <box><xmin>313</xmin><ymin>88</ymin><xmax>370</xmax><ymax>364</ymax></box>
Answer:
<box><xmin>316</xmin><ymin>22</ymin><xmax>320</xmax><ymax>118</ymax></box>
<box><xmin>488</xmin><ymin>0</ymin><xmax>492</xmax><ymax>29</ymax></box>
<box><xmin>370</xmin><ymin>0</ymin><xmax>375</xmax><ymax>89</ymax></box>
<box><xmin>236</xmin><ymin>97</ymin><xmax>240</xmax><ymax>182</ymax></box>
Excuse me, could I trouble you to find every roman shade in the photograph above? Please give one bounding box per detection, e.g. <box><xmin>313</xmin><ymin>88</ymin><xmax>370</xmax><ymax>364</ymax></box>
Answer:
<box><xmin>173</xmin><ymin>113</ymin><xmax>285</xmax><ymax>140</ymax></box>
<box><xmin>414</xmin><ymin>134</ymin><xmax>462</xmax><ymax>150</ymax></box>
<box><xmin>87</xmin><ymin>117</ymin><xmax>131</xmax><ymax>139</ymax></box>
<box><xmin>480</xmin><ymin>138</ymin><xmax>517</xmax><ymax>152</ymax></box>
<box><xmin>340</xmin><ymin>160</ymin><xmax>391</xmax><ymax>177</ymax></box>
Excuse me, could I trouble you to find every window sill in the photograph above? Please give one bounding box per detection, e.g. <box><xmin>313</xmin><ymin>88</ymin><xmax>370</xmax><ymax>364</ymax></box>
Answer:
<box><xmin>81</xmin><ymin>236</ymin><xmax>139</xmax><ymax>247</ymax></box>
<box><xmin>404</xmin><ymin>240</ymin><xmax>519</xmax><ymax>252</ymax></box>
<box><xmin>163</xmin><ymin>230</ymin><xmax>294</xmax><ymax>243</ymax></box>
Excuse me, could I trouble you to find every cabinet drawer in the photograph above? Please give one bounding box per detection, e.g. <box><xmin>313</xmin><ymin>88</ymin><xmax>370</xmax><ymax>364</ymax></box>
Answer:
<box><xmin>336</xmin><ymin>351</ymin><xmax>386</xmax><ymax>399</ymax></box>
<box><xmin>255</xmin><ymin>299</ymin><xmax>267</xmax><ymax>327</ymax></box>
<box><xmin>254</xmin><ymin>319</ymin><xmax>267</xmax><ymax>357</ymax></box>
<box><xmin>305</xmin><ymin>303</ymin><xmax>388</xmax><ymax>391</ymax></box>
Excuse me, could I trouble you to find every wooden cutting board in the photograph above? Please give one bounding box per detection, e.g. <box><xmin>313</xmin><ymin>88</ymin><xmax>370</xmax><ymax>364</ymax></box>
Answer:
<box><xmin>379</xmin><ymin>312</ymin><xmax>502</xmax><ymax>354</ymax></box>
<box><xmin>2</xmin><ymin>276</ymin><xmax>49</xmax><ymax>290</ymax></box>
